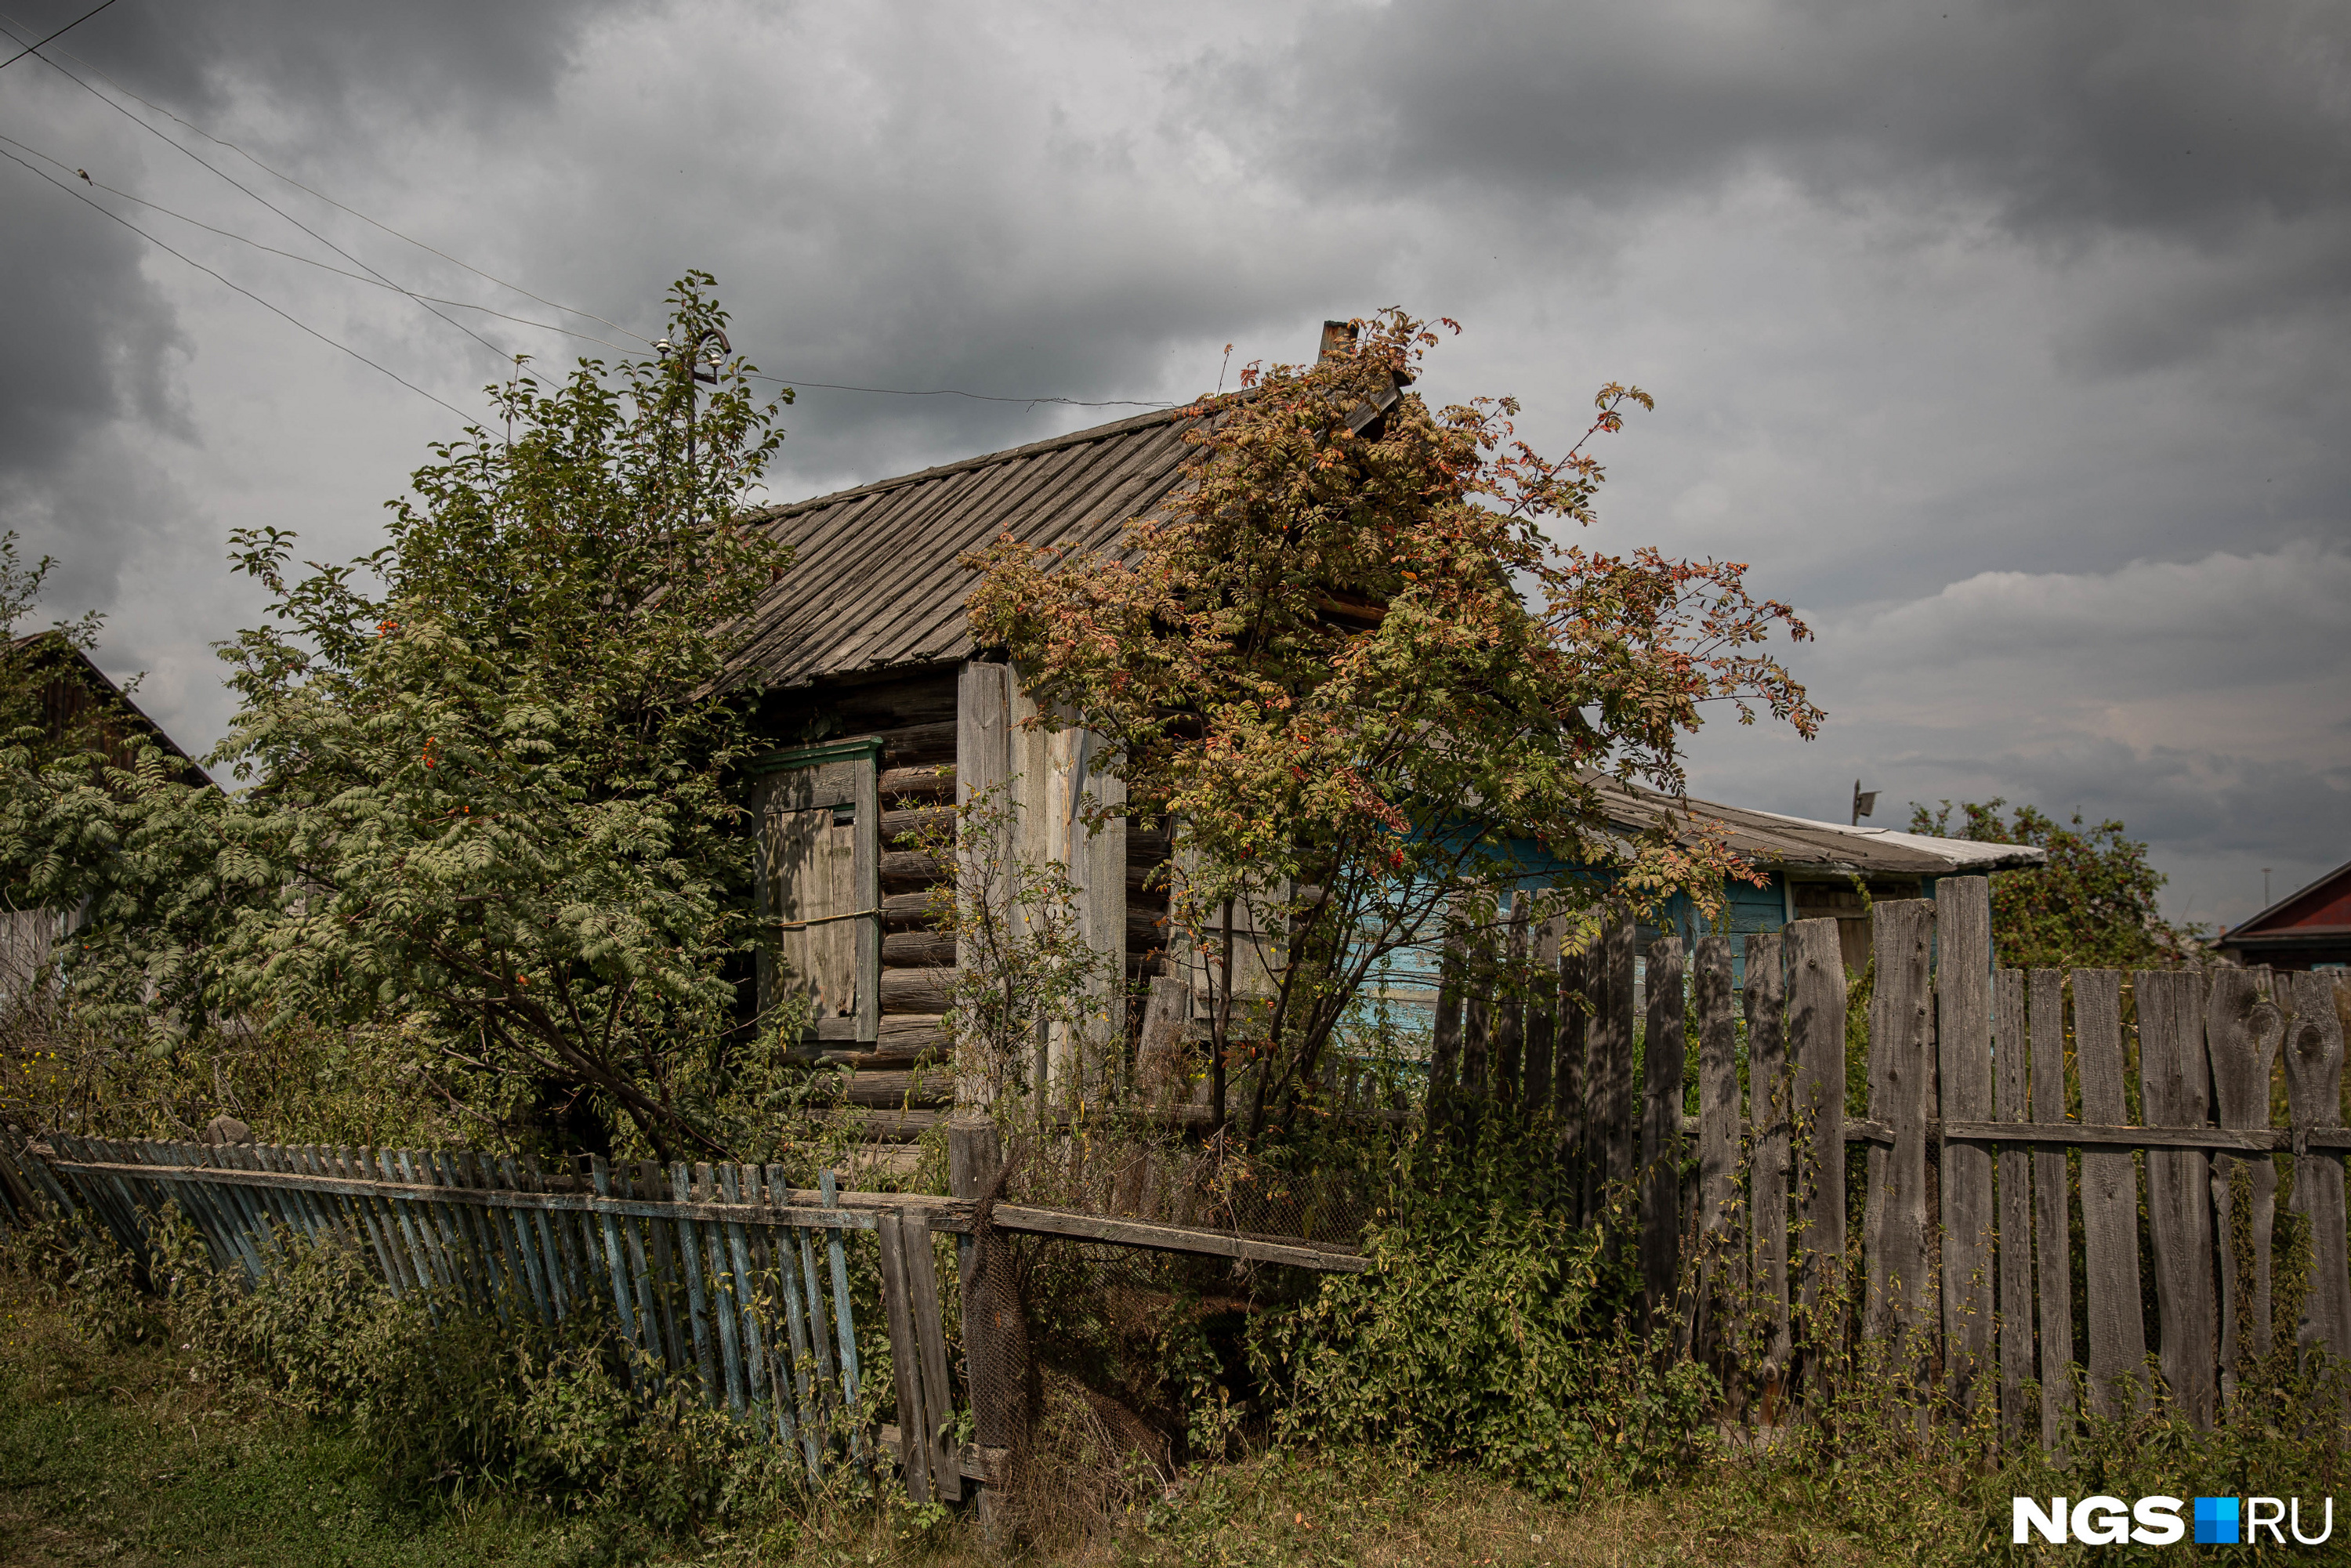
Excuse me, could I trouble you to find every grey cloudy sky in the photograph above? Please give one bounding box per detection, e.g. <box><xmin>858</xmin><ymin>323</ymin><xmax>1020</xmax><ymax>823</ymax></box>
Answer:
<box><xmin>2</xmin><ymin>0</ymin><xmax>2344</xmax><ymax>931</ymax></box>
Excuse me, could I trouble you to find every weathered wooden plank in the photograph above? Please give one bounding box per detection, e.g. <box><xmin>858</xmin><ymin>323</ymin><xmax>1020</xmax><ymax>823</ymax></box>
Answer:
<box><xmin>936</xmin><ymin>1204</ymin><xmax>1369</xmax><ymax>1272</ymax></box>
<box><xmin>1937</xmin><ymin>878</ymin><xmax>1994</xmax><ymax>1420</ymax></box>
<box><xmin>339</xmin><ymin>1146</ymin><xmax>406</xmax><ymax>1295</ymax></box>
<box><xmin>1554</xmin><ymin>940</ymin><xmax>1589</xmax><ymax>1221</ymax></box>
<box><xmin>1692</xmin><ymin>935</ymin><xmax>1741</xmax><ymax>1367</ymax></box>
<box><xmin>1462</xmin><ymin>899</ymin><xmax>1497</xmax><ymax>1114</ymax></box>
<box><xmin>2207</xmin><ymin>965</ymin><xmax>2281</xmax><ymax>1400</ymax></box>
<box><xmin>2137</xmin><ymin>969</ymin><xmax>2217</xmax><ymax>1427</ymax></box>
<box><xmin>670</xmin><ymin>1164</ymin><xmax>722</xmax><ymax>1398</ymax></box>
<box><xmin>1494</xmin><ymin>896</ymin><xmax>1529</xmax><ymax>1111</ymax></box>
<box><xmin>1788</xmin><ymin>918</ymin><xmax>1847</xmax><ymax>1320</ymax></box>
<box><xmin>1639</xmin><ymin>934</ymin><xmax>1686</xmax><ymax>1331</ymax></box>
<box><xmin>1993</xmin><ymin>971</ymin><xmax>2033</xmax><ymax>1447</ymax></box>
<box><xmin>717</xmin><ymin>1168</ymin><xmax>775</xmax><ymax>1443</ymax></box>
<box><xmin>2029</xmin><ymin>970</ymin><xmax>2076</xmax><ymax>1452</ymax></box>
<box><xmin>1429</xmin><ymin>913</ymin><xmax>1466</xmax><ymax>1130</ymax></box>
<box><xmin>2073</xmin><ymin>969</ymin><xmax>2149</xmax><ymax>1420</ymax></box>
<box><xmin>820</xmin><ymin>1171</ymin><xmax>866</xmax><ymax>1469</ymax></box>
<box><xmin>1523</xmin><ymin>913</ymin><xmax>1560</xmax><ymax>1121</ymax></box>
<box><xmin>1938</xmin><ymin>1121</ymin><xmax>2351</xmax><ymax>1153</ymax></box>
<box><xmin>758</xmin><ymin>1168</ymin><xmax>811</xmax><ymax>1458</ymax></box>
<box><xmin>1597</xmin><ymin>911</ymin><xmax>1639</xmax><ymax>1201</ymax></box>
<box><xmin>875</xmin><ymin>1211</ymin><xmax>934</xmax><ymax>1503</ymax></box>
<box><xmin>1744</xmin><ymin>932</ymin><xmax>1792</xmax><ymax>1389</ymax></box>
<box><xmin>390</xmin><ymin>1150</ymin><xmax>451</xmax><ymax>1297</ymax></box>
<box><xmin>1863</xmin><ymin>900</ymin><xmax>1935</xmax><ymax>1400</ymax></box>
<box><xmin>636</xmin><ymin>1161</ymin><xmax>687</xmax><ymax>1382</ymax></box>
<box><xmin>2283</xmin><ymin>972</ymin><xmax>2351</xmax><ymax>1364</ymax></box>
<box><xmin>904</xmin><ymin>1213</ymin><xmax>962</xmax><ymax>1503</ymax></box>
<box><xmin>379</xmin><ymin>1149</ymin><xmax>441</xmax><ymax>1297</ymax></box>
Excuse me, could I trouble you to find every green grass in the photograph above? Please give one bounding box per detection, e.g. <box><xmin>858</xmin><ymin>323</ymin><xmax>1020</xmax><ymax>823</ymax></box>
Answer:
<box><xmin>0</xmin><ymin>1280</ymin><xmax>1922</xmax><ymax>1567</ymax></box>
<box><xmin>0</xmin><ymin>1303</ymin><xmax>586</xmax><ymax>1566</ymax></box>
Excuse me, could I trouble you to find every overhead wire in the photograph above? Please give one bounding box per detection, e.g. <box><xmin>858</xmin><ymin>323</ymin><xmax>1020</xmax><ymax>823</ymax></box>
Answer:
<box><xmin>0</xmin><ymin>143</ymin><xmax>476</xmax><ymax>421</ymax></box>
<box><xmin>0</xmin><ymin>0</ymin><xmax>115</xmax><ymax>71</ymax></box>
<box><xmin>741</xmin><ymin>371</ymin><xmax>1173</xmax><ymax>410</ymax></box>
<box><xmin>0</xmin><ymin>15</ymin><xmax>517</xmax><ymax>366</ymax></box>
<box><xmin>4</xmin><ymin>14</ymin><xmax>1180</xmax><ymax>416</ymax></box>
<box><xmin>0</xmin><ymin>129</ymin><xmax>639</xmax><ymax>354</ymax></box>
<box><xmin>2</xmin><ymin>10</ymin><xmax>657</xmax><ymax>349</ymax></box>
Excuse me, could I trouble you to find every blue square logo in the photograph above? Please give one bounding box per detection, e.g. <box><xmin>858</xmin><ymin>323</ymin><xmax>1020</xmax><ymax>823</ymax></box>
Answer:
<box><xmin>2194</xmin><ymin>1497</ymin><xmax>2240</xmax><ymax>1545</ymax></box>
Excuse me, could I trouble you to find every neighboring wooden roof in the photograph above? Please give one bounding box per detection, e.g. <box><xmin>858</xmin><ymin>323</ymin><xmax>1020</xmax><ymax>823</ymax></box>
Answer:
<box><xmin>2216</xmin><ymin>858</ymin><xmax>2351</xmax><ymax>955</ymax></box>
<box><xmin>726</xmin><ymin>404</ymin><xmax>1206</xmax><ymax>690</ymax></box>
<box><xmin>1594</xmin><ymin>778</ymin><xmax>2048</xmax><ymax>878</ymax></box>
<box><xmin>6</xmin><ymin>632</ymin><xmax>208</xmax><ymax>782</ymax></box>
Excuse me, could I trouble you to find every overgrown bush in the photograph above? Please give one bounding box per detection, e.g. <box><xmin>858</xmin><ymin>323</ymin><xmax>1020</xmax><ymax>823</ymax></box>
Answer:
<box><xmin>1252</xmin><ymin>1128</ymin><xmax>1714</xmax><ymax>1500</ymax></box>
<box><xmin>14</xmin><ymin>1208</ymin><xmax>842</xmax><ymax>1540</ymax></box>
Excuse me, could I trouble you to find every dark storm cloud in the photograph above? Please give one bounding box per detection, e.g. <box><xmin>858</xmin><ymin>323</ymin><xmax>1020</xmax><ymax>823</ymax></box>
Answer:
<box><xmin>8</xmin><ymin>0</ymin><xmax>629</xmax><ymax>121</ymax></box>
<box><xmin>0</xmin><ymin>0</ymin><xmax>633</xmax><ymax>596</ymax></box>
<box><xmin>1195</xmin><ymin>2</ymin><xmax>2351</xmax><ymax>247</ymax></box>
<box><xmin>0</xmin><ymin>160</ymin><xmax>187</xmax><ymax>481</ymax></box>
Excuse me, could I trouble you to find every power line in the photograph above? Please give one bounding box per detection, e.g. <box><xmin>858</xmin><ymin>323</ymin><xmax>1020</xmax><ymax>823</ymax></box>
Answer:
<box><xmin>3</xmin><ymin>15</ymin><xmax>1176</xmax><ymax>417</ymax></box>
<box><xmin>0</xmin><ymin>16</ymin><xmax>515</xmax><ymax>366</ymax></box>
<box><xmin>0</xmin><ymin>0</ymin><xmax>115</xmax><ymax>71</ymax></box>
<box><xmin>0</xmin><ymin>130</ymin><xmax>640</xmax><ymax>355</ymax></box>
<box><xmin>0</xmin><ymin>9</ymin><xmax>657</xmax><ymax>349</ymax></box>
<box><xmin>0</xmin><ymin>144</ymin><xmax>477</xmax><ymax>422</ymax></box>
<box><xmin>743</xmin><ymin>371</ymin><xmax>1173</xmax><ymax>411</ymax></box>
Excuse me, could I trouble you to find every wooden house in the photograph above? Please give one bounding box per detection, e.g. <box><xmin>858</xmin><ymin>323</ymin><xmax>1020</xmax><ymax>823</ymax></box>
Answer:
<box><xmin>723</xmin><ymin>393</ymin><xmax>2045</xmax><ymax>1110</ymax></box>
<box><xmin>2215</xmin><ymin>858</ymin><xmax>2351</xmax><ymax>971</ymax></box>
<box><xmin>1</xmin><ymin>632</ymin><xmax>211</xmax><ymax>989</ymax></box>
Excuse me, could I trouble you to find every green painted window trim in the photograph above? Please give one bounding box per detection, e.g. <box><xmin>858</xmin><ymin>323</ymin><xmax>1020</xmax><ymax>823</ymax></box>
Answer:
<box><xmin>744</xmin><ymin>734</ymin><xmax>886</xmax><ymax>774</ymax></box>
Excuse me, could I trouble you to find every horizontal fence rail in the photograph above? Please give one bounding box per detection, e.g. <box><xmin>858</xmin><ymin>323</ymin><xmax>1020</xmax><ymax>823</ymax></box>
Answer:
<box><xmin>0</xmin><ymin>1123</ymin><xmax>1363</xmax><ymax>1507</ymax></box>
<box><xmin>1433</xmin><ymin>875</ymin><xmax>2351</xmax><ymax>1444</ymax></box>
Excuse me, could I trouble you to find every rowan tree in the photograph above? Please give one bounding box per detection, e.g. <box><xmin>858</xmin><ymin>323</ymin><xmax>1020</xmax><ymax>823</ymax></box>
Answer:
<box><xmin>0</xmin><ymin>276</ymin><xmax>793</xmax><ymax>1160</ymax></box>
<box><xmin>965</xmin><ymin>311</ymin><xmax>1823</xmax><ymax>1146</ymax></box>
<box><xmin>1908</xmin><ymin>798</ymin><xmax>2201</xmax><ymax>970</ymax></box>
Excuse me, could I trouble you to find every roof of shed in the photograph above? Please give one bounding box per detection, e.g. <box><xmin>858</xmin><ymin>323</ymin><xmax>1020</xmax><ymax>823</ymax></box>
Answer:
<box><xmin>1595</xmin><ymin>779</ymin><xmax>2048</xmax><ymax>877</ymax></box>
<box><xmin>726</xmin><ymin>404</ymin><xmax>1204</xmax><ymax>690</ymax></box>
<box><xmin>2216</xmin><ymin>857</ymin><xmax>2351</xmax><ymax>948</ymax></box>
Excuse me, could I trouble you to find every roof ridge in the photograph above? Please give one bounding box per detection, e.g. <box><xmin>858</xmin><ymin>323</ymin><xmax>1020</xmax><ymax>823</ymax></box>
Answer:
<box><xmin>748</xmin><ymin>400</ymin><xmax>1209</xmax><ymax>523</ymax></box>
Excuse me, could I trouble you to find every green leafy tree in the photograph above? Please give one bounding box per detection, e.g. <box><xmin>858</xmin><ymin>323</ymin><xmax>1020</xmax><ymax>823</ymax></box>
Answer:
<box><xmin>1908</xmin><ymin>798</ymin><xmax>2201</xmax><ymax>971</ymax></box>
<box><xmin>967</xmin><ymin>310</ymin><xmax>1822</xmax><ymax>1146</ymax></box>
<box><xmin>1</xmin><ymin>276</ymin><xmax>794</xmax><ymax>1158</ymax></box>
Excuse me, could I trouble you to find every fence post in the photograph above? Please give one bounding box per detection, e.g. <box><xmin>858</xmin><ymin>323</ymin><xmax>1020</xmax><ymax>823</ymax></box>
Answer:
<box><xmin>1692</xmin><ymin>935</ymin><xmax>1741</xmax><ymax>1370</ymax></box>
<box><xmin>1863</xmin><ymin>899</ymin><xmax>1936</xmax><ymax>1414</ymax></box>
<box><xmin>2027</xmin><ymin>970</ymin><xmax>2077</xmax><ymax>1454</ymax></box>
<box><xmin>1788</xmin><ymin>918</ymin><xmax>1846</xmax><ymax>1327</ymax></box>
<box><xmin>1936</xmin><ymin>878</ymin><xmax>1994</xmax><ymax>1422</ymax></box>
<box><xmin>1523</xmin><ymin>913</ymin><xmax>1560</xmax><ymax>1124</ymax></box>
<box><xmin>1993</xmin><ymin>970</ymin><xmax>2034</xmax><ymax>1448</ymax></box>
<box><xmin>1429</xmin><ymin>907</ymin><xmax>1467</xmax><ymax>1136</ymax></box>
<box><xmin>2283</xmin><ymin>973</ymin><xmax>2351</xmax><ymax>1366</ymax></box>
<box><xmin>950</xmin><ymin>1114</ymin><xmax>1024</xmax><ymax>1526</ymax></box>
<box><xmin>1596</xmin><ymin>911</ymin><xmax>1638</xmax><ymax>1211</ymax></box>
<box><xmin>1639</xmin><ymin>934</ymin><xmax>1686</xmax><ymax>1337</ymax></box>
<box><xmin>2073</xmin><ymin>969</ymin><xmax>2149</xmax><ymax>1421</ymax></box>
<box><xmin>2207</xmin><ymin>967</ymin><xmax>2281</xmax><ymax>1401</ymax></box>
<box><xmin>1555</xmin><ymin>938</ymin><xmax>1589</xmax><ymax>1222</ymax></box>
<box><xmin>1744</xmin><ymin>932</ymin><xmax>1792</xmax><ymax>1403</ymax></box>
<box><xmin>2138</xmin><ymin>969</ymin><xmax>2218</xmax><ymax>1428</ymax></box>
<box><xmin>1494</xmin><ymin>895</ymin><xmax>1530</xmax><ymax>1114</ymax></box>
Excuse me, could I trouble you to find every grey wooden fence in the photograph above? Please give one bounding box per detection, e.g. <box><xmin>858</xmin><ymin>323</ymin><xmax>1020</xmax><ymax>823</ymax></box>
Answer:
<box><xmin>1441</xmin><ymin>875</ymin><xmax>2351</xmax><ymax>1439</ymax></box>
<box><xmin>0</xmin><ymin>1124</ymin><xmax>1365</xmax><ymax>1507</ymax></box>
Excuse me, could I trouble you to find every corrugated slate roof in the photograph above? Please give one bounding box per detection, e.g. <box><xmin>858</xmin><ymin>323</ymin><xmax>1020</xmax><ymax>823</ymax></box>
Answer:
<box><xmin>1594</xmin><ymin>778</ymin><xmax>2048</xmax><ymax>877</ymax></box>
<box><xmin>726</xmin><ymin>404</ymin><xmax>1204</xmax><ymax>689</ymax></box>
